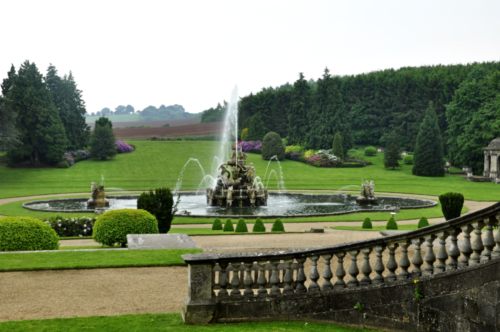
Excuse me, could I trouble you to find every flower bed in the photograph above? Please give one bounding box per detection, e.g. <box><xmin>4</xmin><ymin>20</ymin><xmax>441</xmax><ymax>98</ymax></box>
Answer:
<box><xmin>232</xmin><ymin>141</ymin><xmax>262</xmax><ymax>152</ymax></box>
<box><xmin>43</xmin><ymin>216</ymin><xmax>97</xmax><ymax>237</ymax></box>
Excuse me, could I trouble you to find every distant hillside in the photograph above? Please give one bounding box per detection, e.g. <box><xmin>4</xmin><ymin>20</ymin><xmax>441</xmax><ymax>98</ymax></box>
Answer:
<box><xmin>87</xmin><ymin>118</ymin><xmax>201</xmax><ymax>129</ymax></box>
<box><xmin>139</xmin><ymin>104</ymin><xmax>201</xmax><ymax>121</ymax></box>
<box><xmin>86</xmin><ymin>114</ymin><xmax>141</xmax><ymax>123</ymax></box>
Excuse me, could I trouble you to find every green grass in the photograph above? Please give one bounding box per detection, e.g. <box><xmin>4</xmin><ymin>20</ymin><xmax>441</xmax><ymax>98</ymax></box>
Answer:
<box><xmin>0</xmin><ymin>312</ymin><xmax>379</xmax><ymax>332</ymax></box>
<box><xmin>331</xmin><ymin>224</ymin><xmax>434</xmax><ymax>231</ymax></box>
<box><xmin>0</xmin><ymin>249</ymin><xmax>201</xmax><ymax>271</ymax></box>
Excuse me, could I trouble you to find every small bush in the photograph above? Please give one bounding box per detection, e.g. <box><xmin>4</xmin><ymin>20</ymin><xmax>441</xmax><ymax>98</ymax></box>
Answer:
<box><xmin>235</xmin><ymin>218</ymin><xmax>248</xmax><ymax>233</ymax></box>
<box><xmin>403</xmin><ymin>155</ymin><xmax>414</xmax><ymax>165</ymax></box>
<box><xmin>296</xmin><ymin>156</ymin><xmax>307</xmax><ymax>163</ymax></box>
<box><xmin>162</xmin><ymin>123</ymin><xmax>170</xmax><ymax>127</ymax></box>
<box><xmin>303</xmin><ymin>150</ymin><xmax>315</xmax><ymax>158</ymax></box>
<box><xmin>115</xmin><ymin>140</ymin><xmax>132</xmax><ymax>153</ymax></box>
<box><xmin>249</xmin><ymin>149</ymin><xmax>261</xmax><ymax>154</ymax></box>
<box><xmin>362</xmin><ymin>218</ymin><xmax>372</xmax><ymax>229</ymax></box>
<box><xmin>262</xmin><ymin>132</ymin><xmax>286</xmax><ymax>161</ymax></box>
<box><xmin>93</xmin><ymin>209</ymin><xmax>159</xmax><ymax>247</ymax></box>
<box><xmin>439</xmin><ymin>192</ymin><xmax>464</xmax><ymax>220</ymax></box>
<box><xmin>386</xmin><ymin>217</ymin><xmax>398</xmax><ymax>230</ymax></box>
<box><xmin>341</xmin><ymin>162</ymin><xmax>363</xmax><ymax>168</ymax></box>
<box><xmin>56</xmin><ymin>160</ymin><xmax>70</xmax><ymax>168</ymax></box>
<box><xmin>285</xmin><ymin>145</ymin><xmax>303</xmax><ymax>153</ymax></box>
<box><xmin>271</xmin><ymin>218</ymin><xmax>285</xmax><ymax>232</ymax></box>
<box><xmin>365</xmin><ymin>146</ymin><xmax>377</xmax><ymax>156</ymax></box>
<box><xmin>252</xmin><ymin>217</ymin><xmax>266</xmax><ymax>232</ymax></box>
<box><xmin>137</xmin><ymin>188</ymin><xmax>179</xmax><ymax>233</ymax></box>
<box><xmin>241</xmin><ymin>128</ymin><xmax>248</xmax><ymax>141</ymax></box>
<box><xmin>223</xmin><ymin>219</ymin><xmax>234</xmax><ymax>232</ymax></box>
<box><xmin>212</xmin><ymin>218</ymin><xmax>223</xmax><ymax>230</ymax></box>
<box><xmin>417</xmin><ymin>217</ymin><xmax>430</xmax><ymax>229</ymax></box>
<box><xmin>0</xmin><ymin>216</ymin><xmax>59</xmax><ymax>251</ymax></box>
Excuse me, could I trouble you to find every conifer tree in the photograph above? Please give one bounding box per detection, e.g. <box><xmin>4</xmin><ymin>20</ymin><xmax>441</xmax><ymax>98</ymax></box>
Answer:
<box><xmin>412</xmin><ymin>102</ymin><xmax>445</xmax><ymax>177</ymax></box>
<box><xmin>1</xmin><ymin>64</ymin><xmax>17</xmax><ymax>96</ymax></box>
<box><xmin>288</xmin><ymin>72</ymin><xmax>311</xmax><ymax>144</ymax></box>
<box><xmin>89</xmin><ymin>124</ymin><xmax>117</xmax><ymax>160</ymax></box>
<box><xmin>332</xmin><ymin>132</ymin><xmax>344</xmax><ymax>160</ymax></box>
<box><xmin>384</xmin><ymin>131</ymin><xmax>401</xmax><ymax>170</ymax></box>
<box><xmin>246</xmin><ymin>112</ymin><xmax>267</xmax><ymax>141</ymax></box>
<box><xmin>0</xmin><ymin>96</ymin><xmax>21</xmax><ymax>150</ymax></box>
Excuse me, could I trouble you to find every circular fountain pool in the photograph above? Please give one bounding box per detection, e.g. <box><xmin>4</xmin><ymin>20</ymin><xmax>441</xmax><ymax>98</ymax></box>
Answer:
<box><xmin>23</xmin><ymin>193</ymin><xmax>437</xmax><ymax>218</ymax></box>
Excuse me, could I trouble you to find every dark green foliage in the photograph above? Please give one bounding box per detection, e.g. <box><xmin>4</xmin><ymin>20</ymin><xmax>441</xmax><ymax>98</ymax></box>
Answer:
<box><xmin>262</xmin><ymin>131</ymin><xmax>285</xmax><ymax>160</ymax></box>
<box><xmin>362</xmin><ymin>218</ymin><xmax>372</xmax><ymax>229</ymax></box>
<box><xmin>288</xmin><ymin>72</ymin><xmax>312</xmax><ymax>144</ymax></box>
<box><xmin>252</xmin><ymin>217</ymin><xmax>266</xmax><ymax>232</ymax></box>
<box><xmin>364</xmin><ymin>146</ymin><xmax>376</xmax><ymax>156</ymax></box>
<box><xmin>223</xmin><ymin>219</ymin><xmax>234</xmax><ymax>232</ymax></box>
<box><xmin>439</xmin><ymin>192</ymin><xmax>464</xmax><ymax>220</ymax></box>
<box><xmin>0</xmin><ymin>216</ymin><xmax>59</xmax><ymax>251</ymax></box>
<box><xmin>0</xmin><ymin>96</ymin><xmax>21</xmax><ymax>150</ymax></box>
<box><xmin>90</xmin><ymin>124</ymin><xmax>117</xmax><ymax>160</ymax></box>
<box><xmin>137</xmin><ymin>188</ymin><xmax>179</xmax><ymax>233</ymax></box>
<box><xmin>212</xmin><ymin>218</ymin><xmax>222</xmax><ymax>230</ymax></box>
<box><xmin>332</xmin><ymin>132</ymin><xmax>344</xmax><ymax>160</ymax></box>
<box><xmin>201</xmin><ymin>102</ymin><xmax>226</xmax><ymax>123</ymax></box>
<box><xmin>95</xmin><ymin>116</ymin><xmax>113</xmax><ymax>128</ymax></box>
<box><xmin>1</xmin><ymin>64</ymin><xmax>17</xmax><ymax>96</ymax></box>
<box><xmin>417</xmin><ymin>217</ymin><xmax>430</xmax><ymax>229</ymax></box>
<box><xmin>161</xmin><ymin>123</ymin><xmax>170</xmax><ymax>127</ymax></box>
<box><xmin>386</xmin><ymin>217</ymin><xmax>398</xmax><ymax>230</ymax></box>
<box><xmin>384</xmin><ymin>132</ymin><xmax>401</xmax><ymax>170</ymax></box>
<box><xmin>93</xmin><ymin>209</ymin><xmax>159</xmax><ymax>247</ymax></box>
<box><xmin>340</xmin><ymin>162</ymin><xmax>363</xmax><ymax>168</ymax></box>
<box><xmin>403</xmin><ymin>155</ymin><xmax>414</xmax><ymax>165</ymax></box>
<box><xmin>412</xmin><ymin>103</ymin><xmax>445</xmax><ymax>177</ymax></box>
<box><xmin>246</xmin><ymin>112</ymin><xmax>268</xmax><ymax>141</ymax></box>
<box><xmin>140</xmin><ymin>104</ymin><xmax>198</xmax><ymax>121</ymax></box>
<box><xmin>235</xmin><ymin>218</ymin><xmax>248</xmax><ymax>233</ymax></box>
<box><xmin>271</xmin><ymin>218</ymin><xmax>285</xmax><ymax>232</ymax></box>
<box><xmin>56</xmin><ymin>160</ymin><xmax>70</xmax><ymax>168</ymax></box>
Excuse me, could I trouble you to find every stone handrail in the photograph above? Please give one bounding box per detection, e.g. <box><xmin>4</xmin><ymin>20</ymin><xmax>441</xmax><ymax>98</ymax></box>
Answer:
<box><xmin>181</xmin><ymin>201</ymin><xmax>500</xmax><ymax>328</ymax></box>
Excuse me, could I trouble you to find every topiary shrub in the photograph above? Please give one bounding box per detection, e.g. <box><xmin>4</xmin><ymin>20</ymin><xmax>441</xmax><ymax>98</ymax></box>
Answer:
<box><xmin>386</xmin><ymin>217</ymin><xmax>398</xmax><ymax>230</ymax></box>
<box><xmin>332</xmin><ymin>132</ymin><xmax>344</xmax><ymax>160</ymax></box>
<box><xmin>252</xmin><ymin>217</ymin><xmax>266</xmax><ymax>232</ymax></box>
<box><xmin>212</xmin><ymin>218</ymin><xmax>223</xmax><ymax>230</ymax></box>
<box><xmin>0</xmin><ymin>216</ymin><xmax>59</xmax><ymax>251</ymax></box>
<box><xmin>439</xmin><ymin>192</ymin><xmax>464</xmax><ymax>220</ymax></box>
<box><xmin>417</xmin><ymin>217</ymin><xmax>430</xmax><ymax>229</ymax></box>
<box><xmin>262</xmin><ymin>132</ymin><xmax>285</xmax><ymax>161</ymax></box>
<box><xmin>137</xmin><ymin>187</ymin><xmax>179</xmax><ymax>233</ymax></box>
<box><xmin>235</xmin><ymin>218</ymin><xmax>248</xmax><ymax>233</ymax></box>
<box><xmin>365</xmin><ymin>146</ymin><xmax>377</xmax><ymax>156</ymax></box>
<box><xmin>223</xmin><ymin>219</ymin><xmax>234</xmax><ymax>232</ymax></box>
<box><xmin>271</xmin><ymin>218</ymin><xmax>285</xmax><ymax>232</ymax></box>
<box><xmin>403</xmin><ymin>155</ymin><xmax>414</xmax><ymax>165</ymax></box>
<box><xmin>362</xmin><ymin>218</ymin><xmax>372</xmax><ymax>229</ymax></box>
<box><xmin>93</xmin><ymin>209</ymin><xmax>159</xmax><ymax>247</ymax></box>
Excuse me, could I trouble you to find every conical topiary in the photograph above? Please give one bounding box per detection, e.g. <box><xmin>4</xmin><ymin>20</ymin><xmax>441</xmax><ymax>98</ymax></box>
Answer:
<box><xmin>223</xmin><ymin>219</ymin><xmax>234</xmax><ymax>232</ymax></box>
<box><xmin>271</xmin><ymin>218</ymin><xmax>285</xmax><ymax>232</ymax></box>
<box><xmin>362</xmin><ymin>217</ymin><xmax>372</xmax><ymax>229</ymax></box>
<box><xmin>252</xmin><ymin>217</ymin><xmax>266</xmax><ymax>232</ymax></box>
<box><xmin>212</xmin><ymin>218</ymin><xmax>222</xmax><ymax>230</ymax></box>
<box><xmin>417</xmin><ymin>217</ymin><xmax>430</xmax><ymax>229</ymax></box>
<box><xmin>235</xmin><ymin>218</ymin><xmax>248</xmax><ymax>233</ymax></box>
<box><xmin>386</xmin><ymin>216</ymin><xmax>398</xmax><ymax>230</ymax></box>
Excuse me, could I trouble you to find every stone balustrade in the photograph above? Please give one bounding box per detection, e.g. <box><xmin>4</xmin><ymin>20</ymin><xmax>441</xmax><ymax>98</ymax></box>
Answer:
<box><xmin>181</xmin><ymin>202</ymin><xmax>500</xmax><ymax>330</ymax></box>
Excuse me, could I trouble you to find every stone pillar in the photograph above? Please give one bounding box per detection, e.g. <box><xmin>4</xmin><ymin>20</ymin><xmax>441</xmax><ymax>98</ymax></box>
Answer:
<box><xmin>490</xmin><ymin>153</ymin><xmax>498</xmax><ymax>179</ymax></box>
<box><xmin>484</xmin><ymin>152</ymin><xmax>490</xmax><ymax>178</ymax></box>
<box><xmin>182</xmin><ymin>261</ymin><xmax>216</xmax><ymax>324</ymax></box>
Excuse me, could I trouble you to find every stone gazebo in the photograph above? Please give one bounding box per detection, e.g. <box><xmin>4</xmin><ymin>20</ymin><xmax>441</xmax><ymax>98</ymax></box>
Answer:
<box><xmin>483</xmin><ymin>137</ymin><xmax>500</xmax><ymax>180</ymax></box>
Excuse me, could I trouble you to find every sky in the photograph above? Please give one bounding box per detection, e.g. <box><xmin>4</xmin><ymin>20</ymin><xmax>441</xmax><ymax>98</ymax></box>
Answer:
<box><xmin>1</xmin><ymin>0</ymin><xmax>499</xmax><ymax>115</ymax></box>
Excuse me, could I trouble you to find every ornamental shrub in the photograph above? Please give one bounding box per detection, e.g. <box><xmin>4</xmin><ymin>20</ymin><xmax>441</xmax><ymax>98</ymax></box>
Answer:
<box><xmin>365</xmin><ymin>146</ymin><xmax>377</xmax><ymax>156</ymax></box>
<box><xmin>417</xmin><ymin>217</ymin><xmax>430</xmax><ymax>229</ymax></box>
<box><xmin>43</xmin><ymin>215</ymin><xmax>97</xmax><ymax>237</ymax></box>
<box><xmin>439</xmin><ymin>192</ymin><xmax>464</xmax><ymax>220</ymax></box>
<box><xmin>93</xmin><ymin>209</ymin><xmax>159</xmax><ymax>247</ymax></box>
<box><xmin>115</xmin><ymin>140</ymin><xmax>132</xmax><ymax>153</ymax></box>
<box><xmin>237</xmin><ymin>141</ymin><xmax>262</xmax><ymax>152</ymax></box>
<box><xmin>403</xmin><ymin>155</ymin><xmax>414</xmax><ymax>165</ymax></box>
<box><xmin>0</xmin><ymin>216</ymin><xmax>59</xmax><ymax>251</ymax></box>
<box><xmin>362</xmin><ymin>218</ymin><xmax>372</xmax><ymax>229</ymax></box>
<box><xmin>386</xmin><ymin>217</ymin><xmax>398</xmax><ymax>230</ymax></box>
<box><xmin>235</xmin><ymin>218</ymin><xmax>248</xmax><ymax>233</ymax></box>
<box><xmin>296</xmin><ymin>156</ymin><xmax>307</xmax><ymax>163</ymax></box>
<box><xmin>241</xmin><ymin>128</ymin><xmax>248</xmax><ymax>141</ymax></box>
<box><xmin>223</xmin><ymin>219</ymin><xmax>234</xmax><ymax>232</ymax></box>
<box><xmin>285</xmin><ymin>145</ymin><xmax>303</xmax><ymax>153</ymax></box>
<box><xmin>212</xmin><ymin>218</ymin><xmax>223</xmax><ymax>230</ymax></box>
<box><xmin>262</xmin><ymin>132</ymin><xmax>285</xmax><ymax>161</ymax></box>
<box><xmin>56</xmin><ymin>160</ymin><xmax>70</xmax><ymax>168</ymax></box>
<box><xmin>137</xmin><ymin>188</ymin><xmax>179</xmax><ymax>233</ymax></box>
<box><xmin>303</xmin><ymin>150</ymin><xmax>315</xmax><ymax>158</ymax></box>
<box><xmin>271</xmin><ymin>218</ymin><xmax>285</xmax><ymax>232</ymax></box>
<box><xmin>252</xmin><ymin>217</ymin><xmax>266</xmax><ymax>232</ymax></box>
<box><xmin>332</xmin><ymin>132</ymin><xmax>344</xmax><ymax>160</ymax></box>
<box><xmin>90</xmin><ymin>124</ymin><xmax>117</xmax><ymax>160</ymax></box>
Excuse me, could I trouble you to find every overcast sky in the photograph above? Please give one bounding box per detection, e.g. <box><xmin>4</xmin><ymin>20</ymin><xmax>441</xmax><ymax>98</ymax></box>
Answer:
<box><xmin>1</xmin><ymin>0</ymin><xmax>499</xmax><ymax>115</ymax></box>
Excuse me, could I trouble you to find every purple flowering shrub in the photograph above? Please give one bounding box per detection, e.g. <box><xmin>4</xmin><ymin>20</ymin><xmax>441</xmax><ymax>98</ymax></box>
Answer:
<box><xmin>77</xmin><ymin>150</ymin><xmax>89</xmax><ymax>159</ymax></box>
<box><xmin>290</xmin><ymin>152</ymin><xmax>301</xmax><ymax>161</ymax></box>
<box><xmin>115</xmin><ymin>140</ymin><xmax>132</xmax><ymax>153</ymax></box>
<box><xmin>236</xmin><ymin>141</ymin><xmax>262</xmax><ymax>152</ymax></box>
<box><xmin>63</xmin><ymin>152</ymin><xmax>75</xmax><ymax>166</ymax></box>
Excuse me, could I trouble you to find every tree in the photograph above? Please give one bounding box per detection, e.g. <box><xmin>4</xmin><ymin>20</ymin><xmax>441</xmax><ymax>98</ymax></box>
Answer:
<box><xmin>1</xmin><ymin>64</ymin><xmax>17</xmax><ymax>96</ymax></box>
<box><xmin>384</xmin><ymin>131</ymin><xmax>401</xmax><ymax>170</ymax></box>
<box><xmin>114</xmin><ymin>105</ymin><xmax>126</xmax><ymax>115</ymax></box>
<box><xmin>0</xmin><ymin>96</ymin><xmax>21</xmax><ymax>150</ymax></box>
<box><xmin>89</xmin><ymin>124</ymin><xmax>117</xmax><ymax>160</ymax></box>
<box><xmin>95</xmin><ymin>116</ymin><xmax>113</xmax><ymax>128</ymax></box>
<box><xmin>261</xmin><ymin>131</ymin><xmax>285</xmax><ymax>160</ymax></box>
<box><xmin>137</xmin><ymin>188</ymin><xmax>179</xmax><ymax>233</ymax></box>
<box><xmin>288</xmin><ymin>72</ymin><xmax>312</xmax><ymax>145</ymax></box>
<box><xmin>412</xmin><ymin>102</ymin><xmax>445</xmax><ymax>177</ymax></box>
<box><xmin>91</xmin><ymin>112</ymin><xmax>95</xmax><ymax>116</ymax></box>
<box><xmin>125</xmin><ymin>105</ymin><xmax>135</xmax><ymax>114</ymax></box>
<box><xmin>332</xmin><ymin>132</ymin><xmax>344</xmax><ymax>160</ymax></box>
<box><xmin>101</xmin><ymin>107</ymin><xmax>111</xmax><ymax>116</ymax></box>
<box><xmin>246</xmin><ymin>112</ymin><xmax>267</xmax><ymax>141</ymax></box>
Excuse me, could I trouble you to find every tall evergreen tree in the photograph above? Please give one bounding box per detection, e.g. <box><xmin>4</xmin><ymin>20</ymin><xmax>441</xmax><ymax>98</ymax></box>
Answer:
<box><xmin>89</xmin><ymin>124</ymin><xmax>117</xmax><ymax>160</ymax></box>
<box><xmin>1</xmin><ymin>64</ymin><xmax>17</xmax><ymax>96</ymax></box>
<box><xmin>288</xmin><ymin>72</ymin><xmax>311</xmax><ymax>144</ymax></box>
<box><xmin>384</xmin><ymin>131</ymin><xmax>401</xmax><ymax>170</ymax></box>
<box><xmin>6</xmin><ymin>61</ymin><xmax>67</xmax><ymax>165</ymax></box>
<box><xmin>332</xmin><ymin>132</ymin><xmax>344</xmax><ymax>160</ymax></box>
<box><xmin>246</xmin><ymin>112</ymin><xmax>267</xmax><ymax>141</ymax></box>
<box><xmin>0</xmin><ymin>96</ymin><xmax>21</xmax><ymax>150</ymax></box>
<box><xmin>413</xmin><ymin>102</ymin><xmax>445</xmax><ymax>177</ymax></box>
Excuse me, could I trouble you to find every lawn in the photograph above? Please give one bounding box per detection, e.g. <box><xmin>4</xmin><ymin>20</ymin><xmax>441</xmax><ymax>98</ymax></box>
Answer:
<box><xmin>0</xmin><ymin>312</ymin><xmax>380</xmax><ymax>332</ymax></box>
<box><xmin>0</xmin><ymin>249</ymin><xmax>202</xmax><ymax>271</ymax></box>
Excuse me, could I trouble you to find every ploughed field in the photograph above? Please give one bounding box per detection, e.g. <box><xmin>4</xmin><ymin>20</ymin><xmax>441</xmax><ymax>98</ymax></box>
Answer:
<box><xmin>88</xmin><ymin>118</ymin><xmax>202</xmax><ymax>129</ymax></box>
<box><xmin>114</xmin><ymin>122</ymin><xmax>222</xmax><ymax>139</ymax></box>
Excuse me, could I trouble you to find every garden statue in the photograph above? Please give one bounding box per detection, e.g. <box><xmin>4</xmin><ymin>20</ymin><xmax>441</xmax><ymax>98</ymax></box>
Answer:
<box><xmin>356</xmin><ymin>180</ymin><xmax>378</xmax><ymax>205</ymax></box>
<box><xmin>87</xmin><ymin>182</ymin><xmax>109</xmax><ymax>208</ymax></box>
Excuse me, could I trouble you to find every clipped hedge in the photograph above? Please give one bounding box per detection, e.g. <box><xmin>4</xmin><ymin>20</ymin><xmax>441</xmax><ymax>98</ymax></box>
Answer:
<box><xmin>235</xmin><ymin>218</ymin><xmax>248</xmax><ymax>233</ymax></box>
<box><xmin>365</xmin><ymin>146</ymin><xmax>377</xmax><ymax>156</ymax></box>
<box><xmin>386</xmin><ymin>217</ymin><xmax>398</xmax><ymax>230</ymax></box>
<box><xmin>262</xmin><ymin>132</ymin><xmax>285</xmax><ymax>161</ymax></box>
<box><xmin>212</xmin><ymin>218</ymin><xmax>223</xmax><ymax>230</ymax></box>
<box><xmin>0</xmin><ymin>216</ymin><xmax>59</xmax><ymax>251</ymax></box>
<box><xmin>439</xmin><ymin>192</ymin><xmax>464</xmax><ymax>220</ymax></box>
<box><xmin>417</xmin><ymin>217</ymin><xmax>430</xmax><ymax>229</ymax></box>
<box><xmin>362</xmin><ymin>218</ymin><xmax>373</xmax><ymax>229</ymax></box>
<box><xmin>93</xmin><ymin>209</ymin><xmax>159</xmax><ymax>247</ymax></box>
<box><xmin>271</xmin><ymin>218</ymin><xmax>285</xmax><ymax>232</ymax></box>
<box><xmin>223</xmin><ymin>219</ymin><xmax>234</xmax><ymax>232</ymax></box>
<box><xmin>252</xmin><ymin>217</ymin><xmax>266</xmax><ymax>232</ymax></box>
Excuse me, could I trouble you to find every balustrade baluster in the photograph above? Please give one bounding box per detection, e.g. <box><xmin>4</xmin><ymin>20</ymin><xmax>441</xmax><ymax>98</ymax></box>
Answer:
<box><xmin>347</xmin><ymin>250</ymin><xmax>360</xmax><ymax>288</ymax></box>
<box><xmin>434</xmin><ymin>232</ymin><xmax>449</xmax><ymax>274</ymax></box>
<box><xmin>459</xmin><ymin>225</ymin><xmax>473</xmax><ymax>268</ymax></box>
<box><xmin>411</xmin><ymin>238</ymin><xmax>424</xmax><ymax>275</ymax></box>
<box><xmin>230</xmin><ymin>262</ymin><xmax>242</xmax><ymax>296</ymax></box>
<box><xmin>243</xmin><ymin>262</ymin><xmax>254</xmax><ymax>296</ymax></box>
<box><xmin>372</xmin><ymin>246</ymin><xmax>385</xmax><ymax>284</ymax></box>
<box><xmin>308</xmin><ymin>255</ymin><xmax>320</xmax><ymax>292</ymax></box>
<box><xmin>360</xmin><ymin>248</ymin><xmax>372</xmax><ymax>286</ymax></box>
<box><xmin>269</xmin><ymin>260</ymin><xmax>281</xmax><ymax>295</ymax></box>
<box><xmin>470</xmin><ymin>221</ymin><xmax>485</xmax><ymax>265</ymax></box>
<box><xmin>423</xmin><ymin>235</ymin><xmax>436</xmax><ymax>276</ymax></box>
<box><xmin>482</xmin><ymin>217</ymin><xmax>496</xmax><ymax>262</ymax></box>
<box><xmin>385</xmin><ymin>244</ymin><xmax>398</xmax><ymax>282</ymax></box>
<box><xmin>493</xmin><ymin>214</ymin><xmax>500</xmax><ymax>259</ymax></box>
<box><xmin>256</xmin><ymin>261</ymin><xmax>268</xmax><ymax>296</ymax></box>
<box><xmin>218</xmin><ymin>262</ymin><xmax>229</xmax><ymax>298</ymax></box>
<box><xmin>283</xmin><ymin>259</ymin><xmax>294</xmax><ymax>294</ymax></box>
<box><xmin>397</xmin><ymin>241</ymin><xmax>410</xmax><ymax>280</ymax></box>
<box><xmin>334</xmin><ymin>252</ymin><xmax>346</xmax><ymax>289</ymax></box>
<box><xmin>295</xmin><ymin>258</ymin><xmax>307</xmax><ymax>293</ymax></box>
<box><xmin>321</xmin><ymin>254</ymin><xmax>333</xmax><ymax>291</ymax></box>
<box><xmin>447</xmin><ymin>229</ymin><xmax>461</xmax><ymax>271</ymax></box>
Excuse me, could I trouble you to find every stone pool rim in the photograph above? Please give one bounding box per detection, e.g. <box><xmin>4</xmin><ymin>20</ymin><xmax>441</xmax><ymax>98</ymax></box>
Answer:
<box><xmin>22</xmin><ymin>192</ymin><xmax>438</xmax><ymax>218</ymax></box>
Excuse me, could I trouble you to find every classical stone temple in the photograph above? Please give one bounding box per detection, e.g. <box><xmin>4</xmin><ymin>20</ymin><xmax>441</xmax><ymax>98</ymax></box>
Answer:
<box><xmin>483</xmin><ymin>137</ymin><xmax>500</xmax><ymax>180</ymax></box>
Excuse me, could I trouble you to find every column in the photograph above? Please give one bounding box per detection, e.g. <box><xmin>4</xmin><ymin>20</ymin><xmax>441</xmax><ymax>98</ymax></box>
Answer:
<box><xmin>484</xmin><ymin>152</ymin><xmax>490</xmax><ymax>177</ymax></box>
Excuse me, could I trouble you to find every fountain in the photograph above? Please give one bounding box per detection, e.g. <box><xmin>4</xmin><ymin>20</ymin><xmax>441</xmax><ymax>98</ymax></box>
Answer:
<box><xmin>355</xmin><ymin>180</ymin><xmax>379</xmax><ymax>205</ymax></box>
<box><xmin>87</xmin><ymin>181</ymin><xmax>109</xmax><ymax>208</ymax></box>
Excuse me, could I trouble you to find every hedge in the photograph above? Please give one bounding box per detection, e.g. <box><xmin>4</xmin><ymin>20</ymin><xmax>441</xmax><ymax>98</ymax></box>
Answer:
<box><xmin>0</xmin><ymin>216</ymin><xmax>59</xmax><ymax>251</ymax></box>
<box><xmin>235</xmin><ymin>218</ymin><xmax>248</xmax><ymax>233</ymax></box>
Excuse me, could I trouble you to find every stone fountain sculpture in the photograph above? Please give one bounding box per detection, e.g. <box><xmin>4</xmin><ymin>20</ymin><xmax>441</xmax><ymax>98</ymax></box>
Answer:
<box><xmin>87</xmin><ymin>182</ymin><xmax>109</xmax><ymax>208</ymax></box>
<box><xmin>356</xmin><ymin>180</ymin><xmax>379</xmax><ymax>205</ymax></box>
<box><xmin>207</xmin><ymin>147</ymin><xmax>267</xmax><ymax>208</ymax></box>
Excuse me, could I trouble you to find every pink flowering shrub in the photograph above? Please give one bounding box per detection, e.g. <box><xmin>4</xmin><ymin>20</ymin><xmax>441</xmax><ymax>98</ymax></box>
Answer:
<box><xmin>115</xmin><ymin>141</ymin><xmax>132</xmax><ymax>153</ymax></box>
